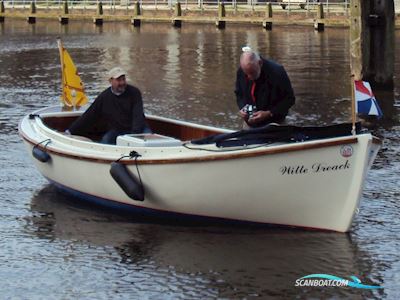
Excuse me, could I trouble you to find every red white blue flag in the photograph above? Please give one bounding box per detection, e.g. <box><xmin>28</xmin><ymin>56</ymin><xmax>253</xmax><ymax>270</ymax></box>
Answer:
<box><xmin>354</xmin><ymin>80</ymin><xmax>383</xmax><ymax>118</ymax></box>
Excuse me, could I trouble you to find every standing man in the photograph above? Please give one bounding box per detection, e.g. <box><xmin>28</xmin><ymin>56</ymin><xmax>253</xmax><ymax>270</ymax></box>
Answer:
<box><xmin>235</xmin><ymin>48</ymin><xmax>295</xmax><ymax>128</ymax></box>
<box><xmin>68</xmin><ymin>67</ymin><xmax>147</xmax><ymax>144</ymax></box>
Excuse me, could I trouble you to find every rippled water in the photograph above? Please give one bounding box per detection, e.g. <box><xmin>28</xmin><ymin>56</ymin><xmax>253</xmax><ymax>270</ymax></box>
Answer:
<box><xmin>0</xmin><ymin>20</ymin><xmax>399</xmax><ymax>299</ymax></box>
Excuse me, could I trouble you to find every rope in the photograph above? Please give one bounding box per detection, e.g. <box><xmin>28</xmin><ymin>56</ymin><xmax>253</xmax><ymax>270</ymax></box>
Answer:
<box><xmin>33</xmin><ymin>138</ymin><xmax>51</xmax><ymax>150</ymax></box>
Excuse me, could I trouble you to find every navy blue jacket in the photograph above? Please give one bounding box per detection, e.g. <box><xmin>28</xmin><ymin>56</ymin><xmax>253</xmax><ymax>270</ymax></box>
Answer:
<box><xmin>235</xmin><ymin>58</ymin><xmax>295</xmax><ymax>126</ymax></box>
<box><xmin>69</xmin><ymin>85</ymin><xmax>145</xmax><ymax>135</ymax></box>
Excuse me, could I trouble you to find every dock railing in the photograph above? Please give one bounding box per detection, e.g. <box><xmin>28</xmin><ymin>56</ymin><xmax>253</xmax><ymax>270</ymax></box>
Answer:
<box><xmin>3</xmin><ymin>0</ymin><xmax>352</xmax><ymax>15</ymax></box>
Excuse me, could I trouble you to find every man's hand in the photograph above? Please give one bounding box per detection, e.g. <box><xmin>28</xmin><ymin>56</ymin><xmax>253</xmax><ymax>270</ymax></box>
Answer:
<box><xmin>239</xmin><ymin>107</ymin><xmax>248</xmax><ymax>119</ymax></box>
<box><xmin>247</xmin><ymin>110</ymin><xmax>273</xmax><ymax>125</ymax></box>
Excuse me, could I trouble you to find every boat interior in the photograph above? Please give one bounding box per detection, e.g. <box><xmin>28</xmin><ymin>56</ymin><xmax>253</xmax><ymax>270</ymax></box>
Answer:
<box><xmin>42</xmin><ymin>115</ymin><xmax>226</xmax><ymax>144</ymax></box>
<box><xmin>39</xmin><ymin>113</ymin><xmax>363</xmax><ymax>148</ymax></box>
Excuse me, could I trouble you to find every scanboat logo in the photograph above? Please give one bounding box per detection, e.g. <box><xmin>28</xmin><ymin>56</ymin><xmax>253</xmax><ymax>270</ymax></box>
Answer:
<box><xmin>340</xmin><ymin>145</ymin><xmax>353</xmax><ymax>158</ymax></box>
<box><xmin>295</xmin><ymin>274</ymin><xmax>382</xmax><ymax>289</ymax></box>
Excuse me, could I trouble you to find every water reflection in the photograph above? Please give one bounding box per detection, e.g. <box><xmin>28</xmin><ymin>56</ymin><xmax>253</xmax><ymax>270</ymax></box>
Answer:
<box><xmin>26</xmin><ymin>186</ymin><xmax>384</xmax><ymax>298</ymax></box>
<box><xmin>60</xmin><ymin>22</ymin><xmax>69</xmax><ymax>35</ymax></box>
<box><xmin>374</xmin><ymin>89</ymin><xmax>396</xmax><ymax>124</ymax></box>
<box><xmin>164</xmin><ymin>28</ymin><xmax>181</xmax><ymax>102</ymax></box>
<box><xmin>245</xmin><ymin>31</ymin><xmax>259</xmax><ymax>53</ymax></box>
<box><xmin>195</xmin><ymin>31</ymin><xmax>205</xmax><ymax>94</ymax></box>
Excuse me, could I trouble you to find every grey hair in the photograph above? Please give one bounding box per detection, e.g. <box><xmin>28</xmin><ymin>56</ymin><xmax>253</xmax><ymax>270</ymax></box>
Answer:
<box><xmin>240</xmin><ymin>50</ymin><xmax>261</xmax><ymax>66</ymax></box>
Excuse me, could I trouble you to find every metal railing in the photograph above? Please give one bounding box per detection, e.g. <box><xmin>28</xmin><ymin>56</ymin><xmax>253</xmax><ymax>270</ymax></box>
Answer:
<box><xmin>3</xmin><ymin>0</ymin><xmax>352</xmax><ymax>14</ymax></box>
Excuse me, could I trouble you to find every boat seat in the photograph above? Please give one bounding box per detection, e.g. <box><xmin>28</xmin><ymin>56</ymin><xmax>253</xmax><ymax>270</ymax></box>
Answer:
<box><xmin>116</xmin><ymin>134</ymin><xmax>181</xmax><ymax>147</ymax></box>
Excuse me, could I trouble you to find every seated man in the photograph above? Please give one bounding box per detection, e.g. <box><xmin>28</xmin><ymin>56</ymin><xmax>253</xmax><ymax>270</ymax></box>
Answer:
<box><xmin>68</xmin><ymin>67</ymin><xmax>148</xmax><ymax>144</ymax></box>
<box><xmin>235</xmin><ymin>48</ymin><xmax>295</xmax><ymax>128</ymax></box>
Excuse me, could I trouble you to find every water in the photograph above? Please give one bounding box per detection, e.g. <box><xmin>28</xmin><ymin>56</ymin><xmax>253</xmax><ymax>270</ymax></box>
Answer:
<box><xmin>0</xmin><ymin>20</ymin><xmax>399</xmax><ymax>299</ymax></box>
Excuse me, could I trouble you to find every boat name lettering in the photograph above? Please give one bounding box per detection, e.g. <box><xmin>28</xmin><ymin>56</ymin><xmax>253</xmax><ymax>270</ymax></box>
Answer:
<box><xmin>280</xmin><ymin>165</ymin><xmax>308</xmax><ymax>175</ymax></box>
<box><xmin>280</xmin><ymin>160</ymin><xmax>350</xmax><ymax>175</ymax></box>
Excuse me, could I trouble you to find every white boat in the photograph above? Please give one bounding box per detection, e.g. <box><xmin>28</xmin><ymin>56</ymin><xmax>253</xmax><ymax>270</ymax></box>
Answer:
<box><xmin>19</xmin><ymin>40</ymin><xmax>382</xmax><ymax>232</ymax></box>
<box><xmin>19</xmin><ymin>105</ymin><xmax>381</xmax><ymax>232</ymax></box>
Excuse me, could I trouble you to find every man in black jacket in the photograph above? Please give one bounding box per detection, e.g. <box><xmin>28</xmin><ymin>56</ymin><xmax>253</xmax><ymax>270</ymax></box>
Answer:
<box><xmin>235</xmin><ymin>49</ymin><xmax>295</xmax><ymax>128</ymax></box>
<box><xmin>68</xmin><ymin>67</ymin><xmax>147</xmax><ymax>144</ymax></box>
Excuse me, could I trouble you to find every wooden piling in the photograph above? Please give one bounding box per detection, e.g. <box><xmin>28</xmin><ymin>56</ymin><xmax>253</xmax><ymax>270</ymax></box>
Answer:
<box><xmin>368</xmin><ymin>0</ymin><xmax>395</xmax><ymax>88</ymax></box>
<box><xmin>0</xmin><ymin>1</ymin><xmax>5</xmax><ymax>23</ymax></box>
<box><xmin>27</xmin><ymin>2</ymin><xmax>36</xmax><ymax>24</ymax></box>
<box><xmin>93</xmin><ymin>1</ymin><xmax>103</xmax><ymax>25</ymax></box>
<box><xmin>59</xmin><ymin>1</ymin><xmax>69</xmax><ymax>25</ymax></box>
<box><xmin>350</xmin><ymin>0</ymin><xmax>394</xmax><ymax>89</ymax></box>
<box><xmin>314</xmin><ymin>3</ymin><xmax>324</xmax><ymax>31</ymax></box>
<box><xmin>262</xmin><ymin>2</ymin><xmax>273</xmax><ymax>30</ymax></box>
<box><xmin>62</xmin><ymin>0</ymin><xmax>68</xmax><ymax>14</ymax></box>
<box><xmin>30</xmin><ymin>1</ymin><xmax>36</xmax><ymax>14</ymax></box>
<box><xmin>131</xmin><ymin>2</ymin><xmax>141</xmax><ymax>27</ymax></box>
<box><xmin>216</xmin><ymin>3</ymin><xmax>225</xmax><ymax>29</ymax></box>
<box><xmin>172</xmin><ymin>2</ymin><xmax>182</xmax><ymax>28</ymax></box>
<box><xmin>97</xmin><ymin>1</ymin><xmax>103</xmax><ymax>15</ymax></box>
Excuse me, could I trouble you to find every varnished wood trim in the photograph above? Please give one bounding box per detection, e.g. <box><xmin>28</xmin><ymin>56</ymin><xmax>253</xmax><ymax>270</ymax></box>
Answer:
<box><xmin>21</xmin><ymin>132</ymin><xmax>358</xmax><ymax>165</ymax></box>
<box><xmin>372</xmin><ymin>136</ymin><xmax>382</xmax><ymax>145</ymax></box>
<box><xmin>41</xmin><ymin>115</ymin><xmax>226</xmax><ymax>142</ymax></box>
<box><xmin>146</xmin><ymin>118</ymin><xmax>224</xmax><ymax>140</ymax></box>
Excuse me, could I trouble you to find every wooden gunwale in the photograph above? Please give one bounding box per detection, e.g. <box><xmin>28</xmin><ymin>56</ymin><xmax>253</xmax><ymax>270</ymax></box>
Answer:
<box><xmin>20</xmin><ymin>130</ymin><xmax>359</xmax><ymax>165</ymax></box>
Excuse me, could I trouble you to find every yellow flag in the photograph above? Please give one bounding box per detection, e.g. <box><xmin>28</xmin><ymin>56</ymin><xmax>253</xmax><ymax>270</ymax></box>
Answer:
<box><xmin>58</xmin><ymin>39</ymin><xmax>88</xmax><ymax>107</ymax></box>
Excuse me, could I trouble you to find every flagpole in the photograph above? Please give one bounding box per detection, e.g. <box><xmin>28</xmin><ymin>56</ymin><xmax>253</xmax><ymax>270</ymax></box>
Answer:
<box><xmin>57</xmin><ymin>38</ymin><xmax>67</xmax><ymax>106</ymax></box>
<box><xmin>350</xmin><ymin>74</ymin><xmax>357</xmax><ymax>136</ymax></box>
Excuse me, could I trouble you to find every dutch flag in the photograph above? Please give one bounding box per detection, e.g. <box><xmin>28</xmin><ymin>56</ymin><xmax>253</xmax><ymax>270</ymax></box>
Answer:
<box><xmin>354</xmin><ymin>80</ymin><xmax>383</xmax><ymax>118</ymax></box>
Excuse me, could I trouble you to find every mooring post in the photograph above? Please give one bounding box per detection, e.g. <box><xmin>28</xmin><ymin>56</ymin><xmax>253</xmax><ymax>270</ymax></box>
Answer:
<box><xmin>59</xmin><ymin>0</ymin><xmax>69</xmax><ymax>25</ymax></box>
<box><xmin>63</xmin><ymin>0</ymin><xmax>68</xmax><ymax>14</ymax></box>
<box><xmin>216</xmin><ymin>2</ymin><xmax>225</xmax><ymax>29</ymax></box>
<box><xmin>0</xmin><ymin>0</ymin><xmax>5</xmax><ymax>23</ymax></box>
<box><xmin>131</xmin><ymin>2</ymin><xmax>141</xmax><ymax>27</ymax></box>
<box><xmin>314</xmin><ymin>3</ymin><xmax>324</xmax><ymax>32</ymax></box>
<box><xmin>350</xmin><ymin>0</ymin><xmax>394</xmax><ymax>89</ymax></box>
<box><xmin>262</xmin><ymin>2</ymin><xmax>273</xmax><ymax>31</ymax></box>
<box><xmin>172</xmin><ymin>1</ymin><xmax>182</xmax><ymax>28</ymax></box>
<box><xmin>93</xmin><ymin>1</ymin><xmax>103</xmax><ymax>25</ymax></box>
<box><xmin>27</xmin><ymin>1</ymin><xmax>36</xmax><ymax>24</ymax></box>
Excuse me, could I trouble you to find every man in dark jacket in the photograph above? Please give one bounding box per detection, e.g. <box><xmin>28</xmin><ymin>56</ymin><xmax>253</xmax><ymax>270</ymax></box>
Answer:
<box><xmin>68</xmin><ymin>67</ymin><xmax>147</xmax><ymax>144</ymax></box>
<box><xmin>235</xmin><ymin>49</ymin><xmax>295</xmax><ymax>128</ymax></box>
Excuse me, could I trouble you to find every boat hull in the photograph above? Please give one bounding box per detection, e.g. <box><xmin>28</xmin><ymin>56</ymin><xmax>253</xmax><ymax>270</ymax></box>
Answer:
<box><xmin>19</xmin><ymin>106</ymin><xmax>381</xmax><ymax>232</ymax></box>
<box><xmin>21</xmin><ymin>133</ymin><xmax>378</xmax><ymax>232</ymax></box>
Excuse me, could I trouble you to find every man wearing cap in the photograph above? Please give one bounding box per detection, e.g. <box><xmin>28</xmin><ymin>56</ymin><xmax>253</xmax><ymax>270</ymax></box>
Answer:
<box><xmin>235</xmin><ymin>48</ymin><xmax>295</xmax><ymax>128</ymax></box>
<box><xmin>68</xmin><ymin>67</ymin><xmax>147</xmax><ymax>144</ymax></box>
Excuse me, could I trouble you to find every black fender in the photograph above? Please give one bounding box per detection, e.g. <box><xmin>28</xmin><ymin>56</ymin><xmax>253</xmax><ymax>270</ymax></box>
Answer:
<box><xmin>32</xmin><ymin>147</ymin><xmax>51</xmax><ymax>163</ymax></box>
<box><xmin>110</xmin><ymin>162</ymin><xmax>144</xmax><ymax>201</ymax></box>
